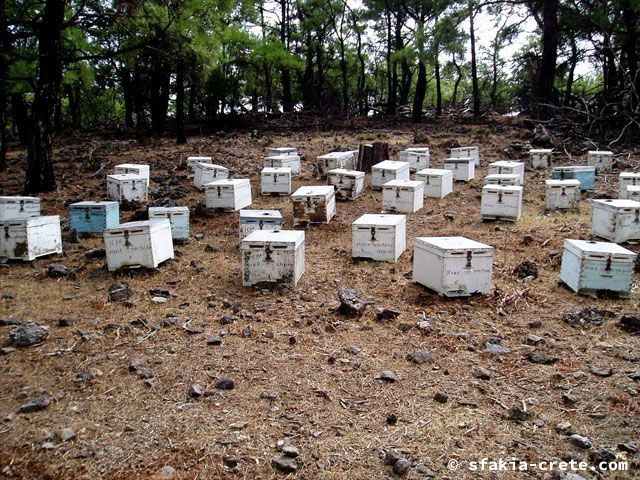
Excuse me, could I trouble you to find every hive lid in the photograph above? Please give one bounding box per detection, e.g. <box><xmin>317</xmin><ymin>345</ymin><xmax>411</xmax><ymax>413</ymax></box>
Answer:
<box><xmin>485</xmin><ymin>174</ymin><xmax>521</xmax><ymax>180</ymax></box>
<box><xmin>588</xmin><ymin>150</ymin><xmax>613</xmax><ymax>155</ymax></box>
<box><xmin>353</xmin><ymin>214</ymin><xmax>405</xmax><ymax>227</ymax></box>
<box><xmin>372</xmin><ymin>160</ymin><xmax>409</xmax><ymax>170</ymax></box>
<box><xmin>115</xmin><ymin>163</ymin><xmax>148</xmax><ymax>169</ymax></box>
<box><xmin>239</xmin><ymin>210</ymin><xmax>283</xmax><ymax>220</ymax></box>
<box><xmin>268</xmin><ymin>147</ymin><xmax>297</xmax><ymax>153</ymax></box>
<box><xmin>241</xmin><ymin>229</ymin><xmax>304</xmax><ymax>247</ymax></box>
<box><xmin>490</xmin><ymin>160</ymin><xmax>524</xmax><ymax>168</ymax></box>
<box><xmin>383</xmin><ymin>180</ymin><xmax>424</xmax><ymax>188</ymax></box>
<box><xmin>552</xmin><ymin>165</ymin><xmax>595</xmax><ymax>172</ymax></box>
<box><xmin>204</xmin><ymin>178</ymin><xmax>250</xmax><ymax>187</ymax></box>
<box><xmin>262</xmin><ymin>167</ymin><xmax>292</xmax><ymax>174</ymax></box>
<box><xmin>415</xmin><ymin>168</ymin><xmax>452</xmax><ymax>176</ymax></box>
<box><xmin>0</xmin><ymin>196</ymin><xmax>40</xmax><ymax>202</ymax></box>
<box><xmin>105</xmin><ymin>219</ymin><xmax>170</xmax><ymax>233</ymax></box>
<box><xmin>415</xmin><ymin>236</ymin><xmax>493</xmax><ymax>255</ymax></box>
<box><xmin>71</xmin><ymin>200</ymin><xmax>119</xmax><ymax>208</ymax></box>
<box><xmin>196</xmin><ymin>162</ymin><xmax>227</xmax><ymax>170</ymax></box>
<box><xmin>451</xmin><ymin>146</ymin><xmax>479</xmax><ymax>151</ymax></box>
<box><xmin>148</xmin><ymin>206</ymin><xmax>189</xmax><ymax>214</ymax></box>
<box><xmin>545</xmin><ymin>179</ymin><xmax>581</xmax><ymax>187</ymax></box>
<box><xmin>530</xmin><ymin>149</ymin><xmax>553</xmax><ymax>154</ymax></box>
<box><xmin>403</xmin><ymin>147</ymin><xmax>430</xmax><ymax>153</ymax></box>
<box><xmin>328</xmin><ymin>168</ymin><xmax>364</xmax><ymax>177</ymax></box>
<box><xmin>482</xmin><ymin>185</ymin><xmax>523</xmax><ymax>193</ymax></box>
<box><xmin>107</xmin><ymin>173</ymin><xmax>146</xmax><ymax>181</ymax></box>
<box><xmin>620</xmin><ymin>171</ymin><xmax>640</xmax><ymax>179</ymax></box>
<box><xmin>444</xmin><ymin>157</ymin><xmax>474</xmax><ymax>163</ymax></box>
<box><xmin>187</xmin><ymin>156</ymin><xmax>212</xmax><ymax>161</ymax></box>
<box><xmin>317</xmin><ymin>151</ymin><xmax>354</xmax><ymax>160</ymax></box>
<box><xmin>564</xmin><ymin>239</ymin><xmax>636</xmax><ymax>259</ymax></box>
<box><xmin>292</xmin><ymin>186</ymin><xmax>334</xmax><ymax>197</ymax></box>
<box><xmin>591</xmin><ymin>199</ymin><xmax>640</xmax><ymax>210</ymax></box>
<box><xmin>1</xmin><ymin>215</ymin><xmax>59</xmax><ymax>226</ymax></box>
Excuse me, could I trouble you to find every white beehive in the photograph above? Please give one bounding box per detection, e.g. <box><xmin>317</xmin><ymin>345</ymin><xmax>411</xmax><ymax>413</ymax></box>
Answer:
<box><xmin>327</xmin><ymin>168</ymin><xmax>365</xmax><ymax>200</ymax></box>
<box><xmin>316</xmin><ymin>151</ymin><xmax>355</xmax><ymax>177</ymax></box>
<box><xmin>413</xmin><ymin>236</ymin><xmax>494</xmax><ymax>297</ymax></box>
<box><xmin>107</xmin><ymin>174</ymin><xmax>148</xmax><ymax>202</ymax></box>
<box><xmin>0</xmin><ymin>216</ymin><xmax>62</xmax><ymax>261</ymax></box>
<box><xmin>0</xmin><ymin>196</ymin><xmax>41</xmax><ymax>221</ymax></box>
<box><xmin>382</xmin><ymin>180</ymin><xmax>424</xmax><ymax>213</ymax></box>
<box><xmin>187</xmin><ymin>156</ymin><xmax>212</xmax><ymax>178</ymax></box>
<box><xmin>114</xmin><ymin>164</ymin><xmax>150</xmax><ymax>186</ymax></box>
<box><xmin>371</xmin><ymin>160</ymin><xmax>410</xmax><ymax>190</ymax></box>
<box><xmin>488</xmin><ymin>161</ymin><xmax>525</xmax><ymax>185</ymax></box>
<box><xmin>588</xmin><ymin>151</ymin><xmax>613</xmax><ymax>172</ymax></box>
<box><xmin>619</xmin><ymin>172</ymin><xmax>640</xmax><ymax>198</ymax></box>
<box><xmin>104</xmin><ymin>219</ymin><xmax>174</xmax><ymax>271</ymax></box>
<box><xmin>624</xmin><ymin>185</ymin><xmax>640</xmax><ymax>201</ymax></box>
<box><xmin>241</xmin><ymin>230</ymin><xmax>305</xmax><ymax>287</ymax></box>
<box><xmin>266</xmin><ymin>147</ymin><xmax>298</xmax><ymax>157</ymax></box>
<box><xmin>451</xmin><ymin>146</ymin><xmax>480</xmax><ymax>165</ymax></box>
<box><xmin>545</xmin><ymin>179</ymin><xmax>581</xmax><ymax>210</ymax></box>
<box><xmin>205</xmin><ymin>179</ymin><xmax>252</xmax><ymax>211</ymax></box>
<box><xmin>481</xmin><ymin>185</ymin><xmax>523</xmax><ymax>221</ymax></box>
<box><xmin>443</xmin><ymin>157</ymin><xmax>475</xmax><ymax>182</ymax></box>
<box><xmin>484</xmin><ymin>174</ymin><xmax>521</xmax><ymax>186</ymax></box>
<box><xmin>264</xmin><ymin>154</ymin><xmax>301</xmax><ymax>174</ymax></box>
<box><xmin>292</xmin><ymin>186</ymin><xmax>336</xmax><ymax>226</ymax></box>
<box><xmin>399</xmin><ymin>148</ymin><xmax>430</xmax><ymax>172</ymax></box>
<box><xmin>530</xmin><ymin>149</ymin><xmax>553</xmax><ymax>168</ymax></box>
<box><xmin>414</xmin><ymin>169</ymin><xmax>453</xmax><ymax>198</ymax></box>
<box><xmin>352</xmin><ymin>214</ymin><xmax>406</xmax><ymax>262</ymax></box>
<box><xmin>560</xmin><ymin>239</ymin><xmax>636</xmax><ymax>297</ymax></box>
<box><xmin>148</xmin><ymin>206</ymin><xmax>190</xmax><ymax>240</ymax></box>
<box><xmin>590</xmin><ymin>199</ymin><xmax>640</xmax><ymax>243</ymax></box>
<box><xmin>261</xmin><ymin>167</ymin><xmax>292</xmax><ymax>195</ymax></box>
<box><xmin>193</xmin><ymin>162</ymin><xmax>229</xmax><ymax>190</ymax></box>
<box><xmin>239</xmin><ymin>210</ymin><xmax>284</xmax><ymax>240</ymax></box>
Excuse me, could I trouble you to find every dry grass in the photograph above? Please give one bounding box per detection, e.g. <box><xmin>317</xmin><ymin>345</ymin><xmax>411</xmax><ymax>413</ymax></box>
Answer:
<box><xmin>0</xmin><ymin>118</ymin><xmax>638</xmax><ymax>479</ymax></box>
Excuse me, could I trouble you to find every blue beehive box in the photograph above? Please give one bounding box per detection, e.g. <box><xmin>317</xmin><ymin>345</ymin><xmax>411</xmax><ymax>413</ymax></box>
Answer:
<box><xmin>552</xmin><ymin>166</ymin><xmax>596</xmax><ymax>191</ymax></box>
<box><xmin>69</xmin><ymin>201</ymin><xmax>119</xmax><ymax>233</ymax></box>
<box><xmin>148</xmin><ymin>206</ymin><xmax>190</xmax><ymax>240</ymax></box>
<box><xmin>560</xmin><ymin>239</ymin><xmax>636</xmax><ymax>298</ymax></box>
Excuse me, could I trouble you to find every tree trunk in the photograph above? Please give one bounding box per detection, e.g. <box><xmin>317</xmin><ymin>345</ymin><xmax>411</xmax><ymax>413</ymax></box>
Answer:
<box><xmin>188</xmin><ymin>76</ymin><xmax>198</xmax><ymax>122</ymax></box>
<box><xmin>435</xmin><ymin>46</ymin><xmax>442</xmax><ymax>116</ymax></box>
<box><xmin>66</xmin><ymin>83</ymin><xmax>81</xmax><ymax>128</ymax></box>
<box><xmin>412</xmin><ymin>61</ymin><xmax>427</xmax><ymax>122</ymax></box>
<box><xmin>621</xmin><ymin>1</ymin><xmax>639</xmax><ymax>110</ymax></box>
<box><xmin>176</xmin><ymin>58</ymin><xmax>186</xmax><ymax>144</ymax></box>
<box><xmin>537</xmin><ymin>0</ymin><xmax>559</xmax><ymax>118</ymax></box>
<box><xmin>564</xmin><ymin>38</ymin><xmax>577</xmax><ymax>107</ymax></box>
<box><xmin>280</xmin><ymin>0</ymin><xmax>294</xmax><ymax>112</ymax></box>
<box><xmin>264</xmin><ymin>65</ymin><xmax>273</xmax><ymax>112</ymax></box>
<box><xmin>384</xmin><ymin>2</ymin><xmax>395</xmax><ymax>114</ymax></box>
<box><xmin>491</xmin><ymin>48</ymin><xmax>498</xmax><ymax>110</ymax></box>
<box><xmin>469</xmin><ymin>1</ymin><xmax>480</xmax><ymax>116</ymax></box>
<box><xmin>150</xmin><ymin>58</ymin><xmax>170</xmax><ymax>136</ymax></box>
<box><xmin>133</xmin><ymin>63</ymin><xmax>147</xmax><ymax>130</ymax></box>
<box><xmin>0</xmin><ymin>0</ymin><xmax>7</xmax><ymax>171</ymax></box>
<box><xmin>357</xmin><ymin>142</ymin><xmax>389</xmax><ymax>172</ymax></box>
<box><xmin>121</xmin><ymin>68</ymin><xmax>134</xmax><ymax>128</ymax></box>
<box><xmin>25</xmin><ymin>0</ymin><xmax>66</xmax><ymax>193</ymax></box>
<box><xmin>339</xmin><ymin>38</ymin><xmax>348</xmax><ymax>113</ymax></box>
<box><xmin>11</xmin><ymin>93</ymin><xmax>29</xmax><ymax>145</ymax></box>
<box><xmin>451</xmin><ymin>54</ymin><xmax>462</xmax><ymax>107</ymax></box>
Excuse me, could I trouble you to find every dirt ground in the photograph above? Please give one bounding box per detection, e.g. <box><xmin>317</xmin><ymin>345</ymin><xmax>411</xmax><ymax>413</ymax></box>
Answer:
<box><xmin>0</xmin><ymin>118</ymin><xmax>639</xmax><ymax>479</ymax></box>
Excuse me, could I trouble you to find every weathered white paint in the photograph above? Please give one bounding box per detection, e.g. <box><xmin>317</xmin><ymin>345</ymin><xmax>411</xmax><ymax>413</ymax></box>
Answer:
<box><xmin>0</xmin><ymin>215</ymin><xmax>62</xmax><ymax>261</ymax></box>
<box><xmin>443</xmin><ymin>157</ymin><xmax>475</xmax><ymax>182</ymax></box>
<box><xmin>261</xmin><ymin>167</ymin><xmax>292</xmax><ymax>195</ymax></box>
<box><xmin>106</xmin><ymin>174</ymin><xmax>148</xmax><ymax>202</ymax></box>
<box><xmin>481</xmin><ymin>185</ymin><xmax>523</xmax><ymax>221</ymax></box>
<box><xmin>545</xmin><ymin>179</ymin><xmax>581</xmax><ymax>210</ymax></box>
<box><xmin>352</xmin><ymin>214</ymin><xmax>406</xmax><ymax>262</ymax></box>
<box><xmin>204</xmin><ymin>179</ymin><xmax>252</xmax><ymax>211</ymax></box>
<box><xmin>0</xmin><ymin>196</ymin><xmax>41</xmax><ymax>221</ymax></box>
<box><xmin>327</xmin><ymin>168</ymin><xmax>365</xmax><ymax>200</ymax></box>
<box><xmin>382</xmin><ymin>180</ymin><xmax>424</xmax><ymax>213</ymax></box>
<box><xmin>316</xmin><ymin>151</ymin><xmax>356</xmax><ymax>177</ymax></box>
<box><xmin>487</xmin><ymin>161</ymin><xmax>525</xmax><ymax>185</ymax></box>
<box><xmin>148</xmin><ymin>206</ymin><xmax>190</xmax><ymax>240</ymax></box>
<box><xmin>239</xmin><ymin>210</ymin><xmax>284</xmax><ymax>240</ymax></box>
<box><xmin>371</xmin><ymin>161</ymin><xmax>410</xmax><ymax>190</ymax></box>
<box><xmin>103</xmin><ymin>219</ymin><xmax>174</xmax><ymax>271</ymax></box>
<box><xmin>399</xmin><ymin>148</ymin><xmax>430</xmax><ymax>172</ymax></box>
<box><xmin>114</xmin><ymin>164</ymin><xmax>150</xmax><ymax>186</ymax></box>
<box><xmin>587</xmin><ymin>150</ymin><xmax>613</xmax><ymax>173</ymax></box>
<box><xmin>529</xmin><ymin>149</ymin><xmax>552</xmax><ymax>169</ymax></box>
<box><xmin>450</xmin><ymin>146</ymin><xmax>480</xmax><ymax>165</ymax></box>
<box><xmin>291</xmin><ymin>186</ymin><xmax>336</xmax><ymax>226</ymax></box>
<box><xmin>263</xmin><ymin>154</ymin><xmax>301</xmax><ymax>174</ymax></box>
<box><xmin>193</xmin><ymin>163</ymin><xmax>229</xmax><ymax>190</ymax></box>
<box><xmin>619</xmin><ymin>172</ymin><xmax>640</xmax><ymax>198</ymax></box>
<box><xmin>187</xmin><ymin>156</ymin><xmax>212</xmax><ymax>178</ymax></box>
<box><xmin>241</xmin><ymin>230</ymin><xmax>305</xmax><ymax>287</ymax></box>
<box><xmin>414</xmin><ymin>169</ymin><xmax>453</xmax><ymax>198</ymax></box>
<box><xmin>484</xmin><ymin>174</ymin><xmax>521</xmax><ymax>186</ymax></box>
<box><xmin>590</xmin><ymin>199</ymin><xmax>640</xmax><ymax>243</ymax></box>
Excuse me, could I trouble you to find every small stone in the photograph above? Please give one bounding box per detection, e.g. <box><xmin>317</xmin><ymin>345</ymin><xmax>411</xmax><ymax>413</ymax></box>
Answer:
<box><xmin>376</xmin><ymin>308</ymin><xmax>400</xmax><ymax>321</ymax></box>
<box><xmin>241</xmin><ymin>326</ymin><xmax>252</xmax><ymax>337</ymax></box>
<box><xmin>523</xmin><ymin>234</ymin><xmax>534</xmax><ymax>245</ymax></box>
<box><xmin>220</xmin><ymin>316</ymin><xmax>235</xmax><ymax>325</ymax></box>
<box><xmin>407</xmin><ymin>349</ymin><xmax>431</xmax><ymax>364</ymax></box>
<box><xmin>508</xmin><ymin>404</ymin><xmax>532</xmax><ymax>421</ymax></box>
<box><xmin>528</xmin><ymin>320</ymin><xmax>542</xmax><ymax>328</ymax></box>
<box><xmin>457</xmin><ymin>398</ymin><xmax>479</xmax><ymax>408</ymax></box>
<box><xmin>386</xmin><ymin>414</ymin><xmax>398</xmax><ymax>425</ymax></box>
<box><xmin>590</xmin><ymin>365</ymin><xmax>613</xmax><ymax>377</ymax></box>
<box><xmin>628</xmin><ymin>372</ymin><xmax>640</xmax><ymax>381</ymax></box>
<box><xmin>514</xmin><ymin>260</ymin><xmax>538</xmax><ymax>279</ymax></box>
<box><xmin>128</xmin><ymin>358</ymin><xmax>148</xmax><ymax>372</ymax></box>
<box><xmin>620</xmin><ymin>314</ymin><xmax>640</xmax><ymax>333</ymax></box>
<box><xmin>47</xmin><ymin>263</ymin><xmax>71</xmax><ymax>278</ymax></box>
<box><xmin>0</xmin><ymin>317</ymin><xmax>21</xmax><ymax>326</ymax></box>
<box><xmin>204</xmin><ymin>245</ymin><xmax>221</xmax><ymax>253</ymax></box>
<box><xmin>157</xmin><ymin>465</ymin><xmax>176</xmax><ymax>478</ymax></box>
<box><xmin>569</xmin><ymin>434</ymin><xmax>592</xmax><ymax>449</ymax></box>
<box><xmin>337</xmin><ymin>288</ymin><xmax>374</xmax><ymax>317</ymax></box>
<box><xmin>472</xmin><ymin>366</ymin><xmax>492</xmax><ymax>380</ymax></box>
<box><xmin>416</xmin><ymin>321</ymin><xmax>437</xmax><ymax>333</ymax></box>
<box><xmin>215</xmin><ymin>376</ymin><xmax>235</xmax><ymax>390</ymax></box>
<box><xmin>207</xmin><ymin>335</ymin><xmax>222</xmax><ymax>346</ymax></box>
<box><xmin>151</xmin><ymin>296</ymin><xmax>168</xmax><ymax>304</ymax></box>
<box><xmin>527</xmin><ymin>350</ymin><xmax>559</xmax><ymax>364</ymax></box>
<box><xmin>589</xmin><ymin>447</ymin><xmax>616</xmax><ymax>465</ymax></box>
<box><xmin>272</xmin><ymin>454</ymin><xmax>297</xmax><ymax>473</ymax></box>
<box><xmin>618</xmin><ymin>442</ymin><xmax>637</xmax><ymax>454</ymax></box>
<box><xmin>434</xmin><ymin>390</ymin><xmax>448</xmax><ymax>403</ymax></box>
<box><xmin>394</xmin><ymin>458</ymin><xmax>412</xmax><ymax>475</ymax></box>
<box><xmin>346</xmin><ymin>345</ymin><xmax>361</xmax><ymax>355</ymax></box>
<box><xmin>183</xmin><ymin>324</ymin><xmax>204</xmax><ymax>334</ymax></box>
<box><xmin>19</xmin><ymin>393</ymin><xmax>52</xmax><ymax>413</ymax></box>
<box><xmin>282</xmin><ymin>446</ymin><xmax>300</xmax><ymax>458</ymax></box>
<box><xmin>533</xmin><ymin>416</ymin><xmax>546</xmax><ymax>428</ymax></box>
<box><xmin>41</xmin><ymin>441</ymin><xmax>55</xmax><ymax>450</ymax></box>
<box><xmin>564</xmin><ymin>306</ymin><xmax>614</xmax><ymax>327</ymax></box>
<box><xmin>9</xmin><ymin>321</ymin><xmax>48</xmax><ymax>347</ymax></box>
<box><xmin>73</xmin><ymin>370</ymin><xmax>99</xmax><ymax>384</ymax></box>
<box><xmin>194</xmin><ymin>233</ymin><xmax>204</xmax><ymax>240</ymax></box>
<box><xmin>57</xmin><ymin>318</ymin><xmax>75</xmax><ymax>327</ymax></box>
<box><xmin>189</xmin><ymin>384</ymin><xmax>203</xmax><ymax>398</ymax></box>
<box><xmin>375</xmin><ymin>371</ymin><xmax>398</xmax><ymax>382</ymax></box>
<box><xmin>55</xmin><ymin>428</ymin><xmax>76</xmax><ymax>442</ymax></box>
<box><xmin>562</xmin><ymin>392</ymin><xmax>578</xmax><ymax>405</ymax></box>
<box><xmin>162</xmin><ymin>316</ymin><xmax>180</xmax><ymax>327</ymax></box>
<box><xmin>137</xmin><ymin>367</ymin><xmax>155</xmax><ymax>379</ymax></box>
<box><xmin>484</xmin><ymin>340</ymin><xmax>511</xmax><ymax>356</ymax></box>
<box><xmin>524</xmin><ymin>333</ymin><xmax>543</xmax><ymax>345</ymax></box>
<box><xmin>108</xmin><ymin>283</ymin><xmax>134</xmax><ymax>302</ymax></box>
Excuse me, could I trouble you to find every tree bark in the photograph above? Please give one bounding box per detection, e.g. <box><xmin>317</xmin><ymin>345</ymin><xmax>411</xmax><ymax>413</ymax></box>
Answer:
<box><xmin>384</xmin><ymin>1</ymin><xmax>395</xmax><ymax>114</ymax></box>
<box><xmin>280</xmin><ymin>0</ymin><xmax>294</xmax><ymax>112</ymax></box>
<box><xmin>434</xmin><ymin>44</ymin><xmax>442</xmax><ymax>116</ymax></box>
<box><xmin>25</xmin><ymin>0</ymin><xmax>66</xmax><ymax>193</ymax></box>
<box><xmin>121</xmin><ymin>68</ymin><xmax>134</xmax><ymax>128</ymax></box>
<box><xmin>564</xmin><ymin>38</ymin><xmax>577</xmax><ymax>107</ymax></box>
<box><xmin>0</xmin><ymin>0</ymin><xmax>8</xmax><ymax>171</ymax></box>
<box><xmin>469</xmin><ymin>1</ymin><xmax>480</xmax><ymax>116</ymax></box>
<box><xmin>621</xmin><ymin>1</ymin><xmax>639</xmax><ymax>110</ymax></box>
<box><xmin>537</xmin><ymin>0</ymin><xmax>559</xmax><ymax>118</ymax></box>
<box><xmin>11</xmin><ymin>94</ymin><xmax>29</xmax><ymax>145</ymax></box>
<box><xmin>451</xmin><ymin>53</ymin><xmax>462</xmax><ymax>108</ymax></box>
<box><xmin>176</xmin><ymin>58</ymin><xmax>186</xmax><ymax>144</ymax></box>
<box><xmin>150</xmin><ymin>58</ymin><xmax>170</xmax><ymax>136</ymax></box>
<box><xmin>412</xmin><ymin>61</ymin><xmax>427</xmax><ymax>122</ymax></box>
<box><xmin>133</xmin><ymin>63</ymin><xmax>147</xmax><ymax>130</ymax></box>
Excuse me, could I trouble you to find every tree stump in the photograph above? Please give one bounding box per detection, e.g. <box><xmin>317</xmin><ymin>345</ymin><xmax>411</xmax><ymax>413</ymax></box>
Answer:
<box><xmin>357</xmin><ymin>142</ymin><xmax>389</xmax><ymax>172</ymax></box>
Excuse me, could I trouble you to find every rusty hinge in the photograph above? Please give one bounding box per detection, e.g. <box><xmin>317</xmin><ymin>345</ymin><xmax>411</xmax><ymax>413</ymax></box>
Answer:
<box><xmin>4</xmin><ymin>226</ymin><xmax>9</xmax><ymax>239</ymax></box>
<box><xmin>561</xmin><ymin>187</ymin><xmax>566</xmax><ymax>196</ymax></box>
<box><xmin>370</xmin><ymin>226</ymin><xmax>376</xmax><ymax>241</ymax></box>
<box><xmin>216</xmin><ymin>186</ymin><xmax>222</xmax><ymax>197</ymax></box>
<box><xmin>498</xmin><ymin>191</ymin><xmax>503</xmax><ymax>203</ymax></box>
<box><xmin>19</xmin><ymin>200</ymin><xmax>25</xmax><ymax>212</ymax></box>
<box><xmin>306</xmin><ymin>197</ymin><xmax>312</xmax><ymax>207</ymax></box>
<box><xmin>84</xmin><ymin>207</ymin><xmax>91</xmax><ymax>220</ymax></box>
<box><xmin>258</xmin><ymin>219</ymin><xmax>264</xmax><ymax>230</ymax></box>
<box><xmin>425</xmin><ymin>176</ymin><xmax>430</xmax><ymax>185</ymax></box>
<box><xmin>273</xmin><ymin>174</ymin><xmax>278</xmax><ymax>183</ymax></box>
<box><xmin>605</xmin><ymin>255</ymin><xmax>612</xmax><ymax>272</ymax></box>
<box><xmin>466</xmin><ymin>250</ymin><xmax>473</xmax><ymax>268</ymax></box>
<box><xmin>635</xmin><ymin>209</ymin><xmax>639</xmax><ymax>223</ymax></box>
<box><xmin>124</xmin><ymin>231</ymin><xmax>131</xmax><ymax>247</ymax></box>
<box><xmin>264</xmin><ymin>244</ymin><xmax>273</xmax><ymax>261</ymax></box>
<box><xmin>396</xmin><ymin>188</ymin><xmax>400</xmax><ymax>198</ymax></box>
<box><xmin>338</xmin><ymin>176</ymin><xmax>344</xmax><ymax>184</ymax></box>
<box><xmin>131</xmin><ymin>181</ymin><xmax>137</xmax><ymax>190</ymax></box>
